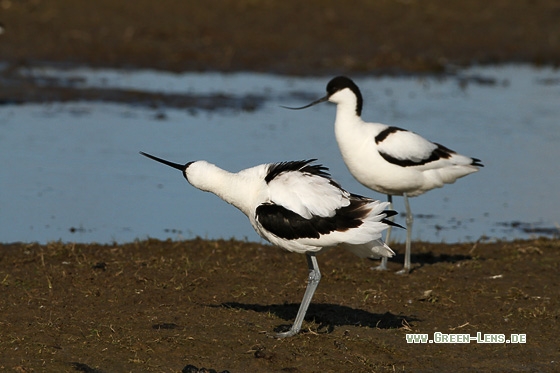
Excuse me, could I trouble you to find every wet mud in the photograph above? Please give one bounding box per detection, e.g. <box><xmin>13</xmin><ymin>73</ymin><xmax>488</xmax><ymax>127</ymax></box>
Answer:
<box><xmin>1</xmin><ymin>239</ymin><xmax>558</xmax><ymax>372</ymax></box>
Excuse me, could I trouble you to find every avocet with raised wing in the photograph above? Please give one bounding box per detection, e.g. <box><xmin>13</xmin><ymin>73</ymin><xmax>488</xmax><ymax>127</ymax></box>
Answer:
<box><xmin>140</xmin><ymin>151</ymin><xmax>400</xmax><ymax>337</ymax></box>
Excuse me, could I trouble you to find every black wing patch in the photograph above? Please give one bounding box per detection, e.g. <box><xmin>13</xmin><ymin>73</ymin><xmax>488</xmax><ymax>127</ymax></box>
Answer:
<box><xmin>265</xmin><ymin>159</ymin><xmax>332</xmax><ymax>183</ymax></box>
<box><xmin>376</xmin><ymin>127</ymin><xmax>454</xmax><ymax>167</ymax></box>
<box><xmin>379</xmin><ymin>142</ymin><xmax>454</xmax><ymax>167</ymax></box>
<box><xmin>375</xmin><ymin>126</ymin><xmax>406</xmax><ymax>144</ymax></box>
<box><xmin>375</xmin><ymin>126</ymin><xmax>483</xmax><ymax>168</ymax></box>
<box><xmin>256</xmin><ymin>198</ymin><xmax>372</xmax><ymax>240</ymax></box>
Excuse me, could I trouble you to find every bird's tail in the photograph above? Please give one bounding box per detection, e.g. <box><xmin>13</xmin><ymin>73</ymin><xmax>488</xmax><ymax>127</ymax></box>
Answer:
<box><xmin>337</xmin><ymin>199</ymin><xmax>401</xmax><ymax>259</ymax></box>
<box><xmin>381</xmin><ymin>210</ymin><xmax>405</xmax><ymax>229</ymax></box>
<box><xmin>343</xmin><ymin>239</ymin><xmax>395</xmax><ymax>259</ymax></box>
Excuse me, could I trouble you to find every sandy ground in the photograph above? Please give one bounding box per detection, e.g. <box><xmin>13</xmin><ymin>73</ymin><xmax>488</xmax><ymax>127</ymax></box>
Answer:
<box><xmin>1</xmin><ymin>239</ymin><xmax>559</xmax><ymax>372</ymax></box>
<box><xmin>1</xmin><ymin>1</ymin><xmax>559</xmax><ymax>372</ymax></box>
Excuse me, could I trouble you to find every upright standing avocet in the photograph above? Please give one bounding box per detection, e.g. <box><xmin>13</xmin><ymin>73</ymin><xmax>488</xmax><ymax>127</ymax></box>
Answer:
<box><xmin>283</xmin><ymin>76</ymin><xmax>483</xmax><ymax>274</ymax></box>
<box><xmin>140</xmin><ymin>151</ymin><xmax>399</xmax><ymax>337</ymax></box>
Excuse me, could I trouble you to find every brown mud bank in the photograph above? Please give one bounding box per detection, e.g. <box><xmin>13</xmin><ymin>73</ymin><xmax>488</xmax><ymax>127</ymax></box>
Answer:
<box><xmin>1</xmin><ymin>0</ymin><xmax>560</xmax><ymax>75</ymax></box>
<box><xmin>0</xmin><ymin>238</ymin><xmax>558</xmax><ymax>372</ymax></box>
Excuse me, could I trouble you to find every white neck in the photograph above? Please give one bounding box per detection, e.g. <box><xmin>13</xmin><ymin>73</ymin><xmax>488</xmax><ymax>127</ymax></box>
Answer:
<box><xmin>329</xmin><ymin>88</ymin><xmax>361</xmax><ymax>117</ymax></box>
<box><xmin>331</xmin><ymin>95</ymin><xmax>374</xmax><ymax>178</ymax></box>
<box><xmin>333</xmin><ymin>101</ymin><xmax>365</xmax><ymax>145</ymax></box>
<box><xmin>185</xmin><ymin>161</ymin><xmax>262</xmax><ymax>216</ymax></box>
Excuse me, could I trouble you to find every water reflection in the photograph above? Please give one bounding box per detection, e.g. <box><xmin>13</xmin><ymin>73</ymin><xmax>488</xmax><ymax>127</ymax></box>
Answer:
<box><xmin>0</xmin><ymin>65</ymin><xmax>558</xmax><ymax>244</ymax></box>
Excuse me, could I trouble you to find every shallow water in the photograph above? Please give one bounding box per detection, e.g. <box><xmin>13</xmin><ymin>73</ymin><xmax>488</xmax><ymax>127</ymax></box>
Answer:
<box><xmin>1</xmin><ymin>65</ymin><xmax>558</xmax><ymax>244</ymax></box>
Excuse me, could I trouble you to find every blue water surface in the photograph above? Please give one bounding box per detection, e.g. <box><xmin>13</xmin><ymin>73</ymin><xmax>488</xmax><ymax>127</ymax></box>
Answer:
<box><xmin>1</xmin><ymin>65</ymin><xmax>558</xmax><ymax>244</ymax></box>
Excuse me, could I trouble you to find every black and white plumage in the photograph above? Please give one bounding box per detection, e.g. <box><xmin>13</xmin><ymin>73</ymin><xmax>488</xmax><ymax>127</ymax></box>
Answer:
<box><xmin>284</xmin><ymin>76</ymin><xmax>483</xmax><ymax>273</ymax></box>
<box><xmin>140</xmin><ymin>152</ymin><xmax>398</xmax><ymax>337</ymax></box>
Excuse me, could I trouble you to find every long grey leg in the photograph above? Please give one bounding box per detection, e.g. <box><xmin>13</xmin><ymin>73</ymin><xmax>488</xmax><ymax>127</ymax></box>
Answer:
<box><xmin>396</xmin><ymin>193</ymin><xmax>413</xmax><ymax>274</ymax></box>
<box><xmin>373</xmin><ymin>194</ymin><xmax>393</xmax><ymax>271</ymax></box>
<box><xmin>276</xmin><ymin>254</ymin><xmax>321</xmax><ymax>338</ymax></box>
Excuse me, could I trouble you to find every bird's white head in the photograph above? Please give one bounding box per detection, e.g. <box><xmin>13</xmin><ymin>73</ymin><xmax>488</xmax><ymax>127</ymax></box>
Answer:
<box><xmin>140</xmin><ymin>152</ymin><xmax>258</xmax><ymax>215</ymax></box>
<box><xmin>282</xmin><ymin>76</ymin><xmax>363</xmax><ymax>116</ymax></box>
<box><xmin>140</xmin><ymin>152</ymin><xmax>222</xmax><ymax>192</ymax></box>
<box><xmin>180</xmin><ymin>160</ymin><xmax>228</xmax><ymax>193</ymax></box>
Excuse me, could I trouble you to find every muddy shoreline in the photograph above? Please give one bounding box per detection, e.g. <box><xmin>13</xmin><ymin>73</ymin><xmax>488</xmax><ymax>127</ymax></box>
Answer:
<box><xmin>1</xmin><ymin>238</ymin><xmax>559</xmax><ymax>372</ymax></box>
<box><xmin>2</xmin><ymin>0</ymin><xmax>560</xmax><ymax>109</ymax></box>
<box><xmin>2</xmin><ymin>0</ymin><xmax>560</xmax><ymax>75</ymax></box>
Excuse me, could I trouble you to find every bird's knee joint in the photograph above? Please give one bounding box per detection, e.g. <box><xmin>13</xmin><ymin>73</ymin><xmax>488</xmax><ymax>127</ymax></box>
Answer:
<box><xmin>308</xmin><ymin>270</ymin><xmax>321</xmax><ymax>283</ymax></box>
<box><xmin>406</xmin><ymin>214</ymin><xmax>414</xmax><ymax>225</ymax></box>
